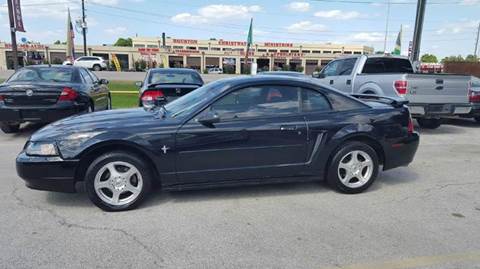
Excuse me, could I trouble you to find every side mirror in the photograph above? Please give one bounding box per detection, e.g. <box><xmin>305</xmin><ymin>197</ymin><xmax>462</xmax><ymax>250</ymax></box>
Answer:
<box><xmin>135</xmin><ymin>81</ymin><xmax>143</xmax><ymax>88</ymax></box>
<box><xmin>99</xmin><ymin>78</ymin><xmax>109</xmax><ymax>85</ymax></box>
<box><xmin>312</xmin><ymin>72</ymin><xmax>326</xmax><ymax>79</ymax></box>
<box><xmin>198</xmin><ymin>112</ymin><xmax>220</xmax><ymax>128</ymax></box>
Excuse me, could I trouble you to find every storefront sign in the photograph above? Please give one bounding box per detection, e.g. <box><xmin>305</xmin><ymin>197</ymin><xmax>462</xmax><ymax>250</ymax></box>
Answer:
<box><xmin>172</xmin><ymin>39</ymin><xmax>197</xmax><ymax>45</ymax></box>
<box><xmin>174</xmin><ymin>49</ymin><xmax>200</xmax><ymax>56</ymax></box>
<box><xmin>218</xmin><ymin>40</ymin><xmax>247</xmax><ymax>47</ymax></box>
<box><xmin>5</xmin><ymin>43</ymin><xmax>45</xmax><ymax>50</ymax></box>
<box><xmin>138</xmin><ymin>48</ymin><xmax>159</xmax><ymax>55</ymax></box>
<box><xmin>266</xmin><ymin>52</ymin><xmax>304</xmax><ymax>58</ymax></box>
<box><xmin>12</xmin><ymin>0</ymin><xmax>25</xmax><ymax>32</ymax></box>
<box><xmin>264</xmin><ymin>42</ymin><xmax>293</xmax><ymax>48</ymax></box>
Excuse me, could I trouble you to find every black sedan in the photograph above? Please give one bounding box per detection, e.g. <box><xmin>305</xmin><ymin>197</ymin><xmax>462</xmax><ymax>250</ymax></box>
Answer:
<box><xmin>17</xmin><ymin>76</ymin><xmax>419</xmax><ymax>211</ymax></box>
<box><xmin>136</xmin><ymin>68</ymin><xmax>204</xmax><ymax>108</ymax></box>
<box><xmin>0</xmin><ymin>65</ymin><xmax>110</xmax><ymax>133</ymax></box>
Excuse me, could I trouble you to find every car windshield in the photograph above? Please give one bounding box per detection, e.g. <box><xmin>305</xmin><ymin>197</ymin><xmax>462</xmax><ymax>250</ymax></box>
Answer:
<box><xmin>8</xmin><ymin>68</ymin><xmax>74</xmax><ymax>83</ymax></box>
<box><xmin>164</xmin><ymin>80</ymin><xmax>226</xmax><ymax>118</ymax></box>
<box><xmin>148</xmin><ymin>70</ymin><xmax>203</xmax><ymax>85</ymax></box>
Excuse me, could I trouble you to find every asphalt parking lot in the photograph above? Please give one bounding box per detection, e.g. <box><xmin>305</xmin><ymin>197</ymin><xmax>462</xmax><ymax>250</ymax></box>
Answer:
<box><xmin>1</xmin><ymin>119</ymin><xmax>480</xmax><ymax>269</ymax></box>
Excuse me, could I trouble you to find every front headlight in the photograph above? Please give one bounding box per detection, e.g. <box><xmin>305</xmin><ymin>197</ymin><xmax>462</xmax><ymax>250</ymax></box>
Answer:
<box><xmin>56</xmin><ymin>132</ymin><xmax>103</xmax><ymax>154</ymax></box>
<box><xmin>25</xmin><ymin>142</ymin><xmax>59</xmax><ymax>156</ymax></box>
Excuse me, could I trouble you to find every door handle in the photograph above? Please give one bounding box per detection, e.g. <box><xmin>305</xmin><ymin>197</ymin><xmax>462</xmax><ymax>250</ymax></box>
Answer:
<box><xmin>346</xmin><ymin>79</ymin><xmax>351</xmax><ymax>85</ymax></box>
<box><xmin>329</xmin><ymin>80</ymin><xmax>334</xmax><ymax>85</ymax></box>
<box><xmin>280</xmin><ymin>125</ymin><xmax>297</xmax><ymax>131</ymax></box>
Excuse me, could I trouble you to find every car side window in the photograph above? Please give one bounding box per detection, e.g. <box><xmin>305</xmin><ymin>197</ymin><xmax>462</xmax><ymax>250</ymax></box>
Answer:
<box><xmin>322</xmin><ymin>60</ymin><xmax>340</xmax><ymax>76</ymax></box>
<box><xmin>80</xmin><ymin>69</ymin><xmax>94</xmax><ymax>84</ymax></box>
<box><xmin>337</xmin><ymin>58</ymin><xmax>357</xmax><ymax>76</ymax></box>
<box><xmin>301</xmin><ymin>89</ymin><xmax>331</xmax><ymax>112</ymax></box>
<box><xmin>87</xmin><ymin>70</ymin><xmax>99</xmax><ymax>83</ymax></box>
<box><xmin>208</xmin><ymin>85</ymin><xmax>300</xmax><ymax>120</ymax></box>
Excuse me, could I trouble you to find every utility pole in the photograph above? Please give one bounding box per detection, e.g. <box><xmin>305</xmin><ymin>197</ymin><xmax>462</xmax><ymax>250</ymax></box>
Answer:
<box><xmin>7</xmin><ymin>0</ymin><xmax>19</xmax><ymax>70</ymax></box>
<box><xmin>81</xmin><ymin>0</ymin><xmax>87</xmax><ymax>56</ymax></box>
<box><xmin>411</xmin><ymin>0</ymin><xmax>427</xmax><ymax>63</ymax></box>
<box><xmin>383</xmin><ymin>0</ymin><xmax>391</xmax><ymax>53</ymax></box>
<box><xmin>474</xmin><ymin>22</ymin><xmax>480</xmax><ymax>58</ymax></box>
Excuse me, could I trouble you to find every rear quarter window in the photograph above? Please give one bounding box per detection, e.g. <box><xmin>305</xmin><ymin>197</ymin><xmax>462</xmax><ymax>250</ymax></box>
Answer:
<box><xmin>326</xmin><ymin>92</ymin><xmax>368</xmax><ymax>111</ymax></box>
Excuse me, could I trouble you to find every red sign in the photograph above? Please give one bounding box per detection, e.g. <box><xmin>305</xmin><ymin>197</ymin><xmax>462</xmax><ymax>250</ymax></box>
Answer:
<box><xmin>5</xmin><ymin>43</ymin><xmax>44</xmax><ymax>50</ymax></box>
<box><xmin>266</xmin><ymin>52</ymin><xmax>304</xmax><ymax>58</ymax></box>
<box><xmin>264</xmin><ymin>42</ymin><xmax>293</xmax><ymax>48</ymax></box>
<box><xmin>11</xmin><ymin>0</ymin><xmax>25</xmax><ymax>32</ymax></box>
<box><xmin>173</xmin><ymin>39</ymin><xmax>197</xmax><ymax>45</ymax></box>
<box><xmin>218</xmin><ymin>40</ymin><xmax>247</xmax><ymax>47</ymax></box>
<box><xmin>138</xmin><ymin>48</ymin><xmax>159</xmax><ymax>55</ymax></box>
<box><xmin>174</xmin><ymin>49</ymin><xmax>200</xmax><ymax>56</ymax></box>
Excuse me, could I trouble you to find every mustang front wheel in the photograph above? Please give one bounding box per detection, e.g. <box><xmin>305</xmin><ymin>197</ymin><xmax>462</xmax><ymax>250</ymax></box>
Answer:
<box><xmin>327</xmin><ymin>142</ymin><xmax>379</xmax><ymax>194</ymax></box>
<box><xmin>85</xmin><ymin>151</ymin><xmax>152</xmax><ymax>211</ymax></box>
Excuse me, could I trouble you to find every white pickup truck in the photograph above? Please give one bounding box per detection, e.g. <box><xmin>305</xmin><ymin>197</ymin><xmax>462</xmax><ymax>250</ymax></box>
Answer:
<box><xmin>313</xmin><ymin>55</ymin><xmax>475</xmax><ymax>129</ymax></box>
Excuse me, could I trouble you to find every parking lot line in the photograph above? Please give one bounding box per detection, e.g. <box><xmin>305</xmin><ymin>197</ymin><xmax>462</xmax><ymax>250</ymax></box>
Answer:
<box><xmin>321</xmin><ymin>250</ymin><xmax>480</xmax><ymax>269</ymax></box>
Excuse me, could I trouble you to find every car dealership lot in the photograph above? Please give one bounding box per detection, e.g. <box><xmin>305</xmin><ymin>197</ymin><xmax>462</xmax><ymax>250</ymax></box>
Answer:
<box><xmin>1</xmin><ymin>120</ymin><xmax>480</xmax><ymax>268</ymax></box>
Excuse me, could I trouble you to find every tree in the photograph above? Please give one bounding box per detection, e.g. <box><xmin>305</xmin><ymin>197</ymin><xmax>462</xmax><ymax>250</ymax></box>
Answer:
<box><xmin>421</xmin><ymin>54</ymin><xmax>438</xmax><ymax>63</ymax></box>
<box><xmin>53</xmin><ymin>40</ymin><xmax>66</xmax><ymax>45</ymax></box>
<box><xmin>465</xmin><ymin>54</ymin><xmax>479</xmax><ymax>62</ymax></box>
<box><xmin>114</xmin><ymin>37</ymin><xmax>133</xmax><ymax>47</ymax></box>
<box><xmin>441</xmin><ymin>55</ymin><xmax>465</xmax><ymax>63</ymax></box>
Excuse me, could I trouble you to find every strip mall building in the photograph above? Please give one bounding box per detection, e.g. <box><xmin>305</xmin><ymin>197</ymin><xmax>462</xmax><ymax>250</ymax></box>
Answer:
<box><xmin>0</xmin><ymin>36</ymin><xmax>373</xmax><ymax>74</ymax></box>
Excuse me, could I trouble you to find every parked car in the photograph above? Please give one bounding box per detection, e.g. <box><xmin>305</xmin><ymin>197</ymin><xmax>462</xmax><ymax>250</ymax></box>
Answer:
<box><xmin>0</xmin><ymin>65</ymin><xmax>111</xmax><ymax>133</ymax></box>
<box><xmin>259</xmin><ymin>71</ymin><xmax>308</xmax><ymax>78</ymax></box>
<box><xmin>313</xmin><ymin>54</ymin><xmax>475</xmax><ymax>129</ymax></box>
<box><xmin>136</xmin><ymin>68</ymin><xmax>204</xmax><ymax>108</ymax></box>
<box><xmin>208</xmin><ymin>67</ymin><xmax>223</xmax><ymax>74</ymax></box>
<box><xmin>73</xmin><ymin>56</ymin><xmax>108</xmax><ymax>71</ymax></box>
<box><xmin>17</xmin><ymin>76</ymin><xmax>419</xmax><ymax>211</ymax></box>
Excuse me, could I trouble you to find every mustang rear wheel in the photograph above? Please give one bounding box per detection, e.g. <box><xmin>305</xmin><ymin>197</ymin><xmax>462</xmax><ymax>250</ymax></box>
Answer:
<box><xmin>327</xmin><ymin>142</ymin><xmax>379</xmax><ymax>194</ymax></box>
<box><xmin>0</xmin><ymin>123</ymin><xmax>20</xmax><ymax>134</ymax></box>
<box><xmin>85</xmin><ymin>151</ymin><xmax>152</xmax><ymax>211</ymax></box>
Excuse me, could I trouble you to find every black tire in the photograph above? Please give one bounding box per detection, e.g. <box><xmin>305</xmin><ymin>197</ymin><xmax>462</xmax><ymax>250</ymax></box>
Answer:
<box><xmin>93</xmin><ymin>64</ymin><xmax>101</xmax><ymax>71</ymax></box>
<box><xmin>474</xmin><ymin>117</ymin><xmax>480</xmax><ymax>123</ymax></box>
<box><xmin>85</xmin><ymin>151</ymin><xmax>153</xmax><ymax>211</ymax></box>
<box><xmin>0</xmin><ymin>123</ymin><xmax>20</xmax><ymax>134</ymax></box>
<box><xmin>327</xmin><ymin>141</ymin><xmax>379</xmax><ymax>194</ymax></box>
<box><xmin>417</xmin><ymin>118</ymin><xmax>442</xmax><ymax>129</ymax></box>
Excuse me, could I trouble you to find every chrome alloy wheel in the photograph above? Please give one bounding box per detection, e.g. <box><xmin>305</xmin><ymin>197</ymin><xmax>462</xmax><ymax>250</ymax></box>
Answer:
<box><xmin>94</xmin><ymin>161</ymin><xmax>143</xmax><ymax>206</ymax></box>
<box><xmin>337</xmin><ymin>150</ymin><xmax>374</xmax><ymax>188</ymax></box>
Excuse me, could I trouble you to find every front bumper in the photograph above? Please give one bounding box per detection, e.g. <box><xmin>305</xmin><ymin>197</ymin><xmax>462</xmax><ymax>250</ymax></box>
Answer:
<box><xmin>383</xmin><ymin>132</ymin><xmax>420</xmax><ymax>170</ymax></box>
<box><xmin>0</xmin><ymin>102</ymin><xmax>86</xmax><ymax>123</ymax></box>
<box><xmin>408</xmin><ymin>103</ymin><xmax>472</xmax><ymax>118</ymax></box>
<box><xmin>16</xmin><ymin>152</ymin><xmax>79</xmax><ymax>193</ymax></box>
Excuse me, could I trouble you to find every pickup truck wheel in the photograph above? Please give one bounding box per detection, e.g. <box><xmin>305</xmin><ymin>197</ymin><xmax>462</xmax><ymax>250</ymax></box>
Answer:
<box><xmin>474</xmin><ymin>117</ymin><xmax>480</xmax><ymax>123</ymax></box>
<box><xmin>327</xmin><ymin>142</ymin><xmax>379</xmax><ymax>194</ymax></box>
<box><xmin>0</xmin><ymin>123</ymin><xmax>20</xmax><ymax>134</ymax></box>
<box><xmin>85</xmin><ymin>151</ymin><xmax>152</xmax><ymax>211</ymax></box>
<box><xmin>93</xmin><ymin>65</ymin><xmax>101</xmax><ymax>71</ymax></box>
<box><xmin>417</xmin><ymin>118</ymin><xmax>441</xmax><ymax>129</ymax></box>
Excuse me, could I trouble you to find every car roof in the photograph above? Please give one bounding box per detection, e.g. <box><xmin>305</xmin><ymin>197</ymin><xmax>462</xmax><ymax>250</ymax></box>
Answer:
<box><xmin>259</xmin><ymin>71</ymin><xmax>307</xmax><ymax>77</ymax></box>
<box><xmin>23</xmin><ymin>65</ymin><xmax>82</xmax><ymax>70</ymax></box>
<box><xmin>149</xmin><ymin>68</ymin><xmax>199</xmax><ymax>73</ymax></box>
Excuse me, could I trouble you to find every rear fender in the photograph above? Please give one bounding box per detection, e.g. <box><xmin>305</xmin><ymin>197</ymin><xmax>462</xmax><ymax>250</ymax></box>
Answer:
<box><xmin>312</xmin><ymin>124</ymin><xmax>380</xmax><ymax>177</ymax></box>
<box><xmin>358</xmin><ymin>82</ymin><xmax>384</xmax><ymax>95</ymax></box>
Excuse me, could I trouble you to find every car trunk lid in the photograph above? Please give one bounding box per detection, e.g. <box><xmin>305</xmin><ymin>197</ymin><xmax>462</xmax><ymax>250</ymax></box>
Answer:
<box><xmin>144</xmin><ymin>84</ymin><xmax>201</xmax><ymax>102</ymax></box>
<box><xmin>0</xmin><ymin>83</ymin><xmax>65</xmax><ymax>107</ymax></box>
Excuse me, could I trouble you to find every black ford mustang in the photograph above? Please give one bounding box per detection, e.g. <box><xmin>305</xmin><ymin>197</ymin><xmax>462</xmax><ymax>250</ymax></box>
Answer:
<box><xmin>16</xmin><ymin>76</ymin><xmax>419</xmax><ymax>211</ymax></box>
<box><xmin>0</xmin><ymin>65</ymin><xmax>111</xmax><ymax>133</ymax></box>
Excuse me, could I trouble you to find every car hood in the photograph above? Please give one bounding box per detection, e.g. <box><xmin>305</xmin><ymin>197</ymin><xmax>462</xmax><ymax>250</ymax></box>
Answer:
<box><xmin>30</xmin><ymin>108</ymin><xmax>165</xmax><ymax>141</ymax></box>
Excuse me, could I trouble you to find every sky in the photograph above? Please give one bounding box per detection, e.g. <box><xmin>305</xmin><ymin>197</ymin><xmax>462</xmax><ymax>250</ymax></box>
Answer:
<box><xmin>0</xmin><ymin>0</ymin><xmax>479</xmax><ymax>59</ymax></box>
